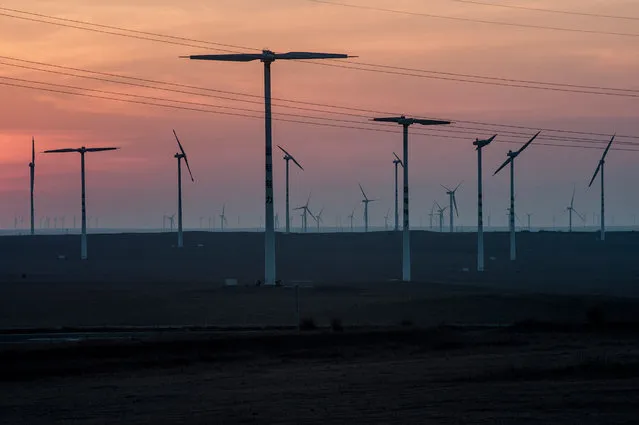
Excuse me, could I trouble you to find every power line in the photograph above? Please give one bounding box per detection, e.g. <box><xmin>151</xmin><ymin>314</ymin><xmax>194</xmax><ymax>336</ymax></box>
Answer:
<box><xmin>2</xmin><ymin>76</ymin><xmax>637</xmax><ymax>153</ymax></box>
<box><xmin>1</xmin><ymin>55</ymin><xmax>633</xmax><ymax>142</ymax></box>
<box><xmin>306</xmin><ymin>0</ymin><xmax>639</xmax><ymax>38</ymax></box>
<box><xmin>2</xmin><ymin>59</ymin><xmax>630</xmax><ymax>146</ymax></box>
<box><xmin>445</xmin><ymin>0</ymin><xmax>639</xmax><ymax>22</ymax></box>
<box><xmin>3</xmin><ymin>9</ymin><xmax>639</xmax><ymax>100</ymax></box>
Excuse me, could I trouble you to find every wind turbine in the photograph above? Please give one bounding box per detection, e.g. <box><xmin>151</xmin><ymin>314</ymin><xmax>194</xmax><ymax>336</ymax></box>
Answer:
<box><xmin>384</xmin><ymin>208</ymin><xmax>391</xmax><ymax>230</ymax></box>
<box><xmin>294</xmin><ymin>194</ymin><xmax>314</xmax><ymax>232</ymax></box>
<box><xmin>359</xmin><ymin>184</ymin><xmax>376</xmax><ymax>232</ymax></box>
<box><xmin>314</xmin><ymin>207</ymin><xmax>324</xmax><ymax>232</ymax></box>
<box><xmin>372</xmin><ymin>115</ymin><xmax>451</xmax><ymax>282</ymax></box>
<box><xmin>435</xmin><ymin>201</ymin><xmax>448</xmax><ymax>233</ymax></box>
<box><xmin>567</xmin><ymin>187</ymin><xmax>585</xmax><ymax>233</ymax></box>
<box><xmin>473</xmin><ymin>134</ymin><xmax>497</xmax><ymax>272</ymax></box>
<box><xmin>441</xmin><ymin>182</ymin><xmax>462</xmax><ymax>233</ymax></box>
<box><xmin>220</xmin><ymin>205</ymin><xmax>228</xmax><ymax>231</ymax></box>
<box><xmin>428</xmin><ymin>203</ymin><xmax>436</xmax><ymax>229</ymax></box>
<box><xmin>29</xmin><ymin>137</ymin><xmax>36</xmax><ymax>236</ymax></box>
<box><xmin>183</xmin><ymin>49</ymin><xmax>354</xmax><ymax>286</ymax></box>
<box><xmin>493</xmin><ymin>131</ymin><xmax>540</xmax><ymax>261</ymax></box>
<box><xmin>348</xmin><ymin>208</ymin><xmax>356</xmax><ymax>232</ymax></box>
<box><xmin>392</xmin><ymin>152</ymin><xmax>403</xmax><ymax>231</ymax></box>
<box><xmin>277</xmin><ymin>145</ymin><xmax>304</xmax><ymax>234</ymax></box>
<box><xmin>43</xmin><ymin>146</ymin><xmax>118</xmax><ymax>259</ymax></box>
<box><xmin>172</xmin><ymin>130</ymin><xmax>195</xmax><ymax>248</ymax></box>
<box><xmin>588</xmin><ymin>135</ymin><xmax>616</xmax><ymax>241</ymax></box>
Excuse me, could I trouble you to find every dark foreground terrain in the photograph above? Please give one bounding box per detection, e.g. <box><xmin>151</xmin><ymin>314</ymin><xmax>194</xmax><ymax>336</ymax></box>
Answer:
<box><xmin>2</xmin><ymin>231</ymin><xmax>639</xmax><ymax>423</ymax></box>
<box><xmin>2</xmin><ymin>325</ymin><xmax>639</xmax><ymax>424</ymax></box>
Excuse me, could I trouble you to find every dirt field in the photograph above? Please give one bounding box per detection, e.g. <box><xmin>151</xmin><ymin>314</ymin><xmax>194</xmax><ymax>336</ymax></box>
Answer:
<box><xmin>2</xmin><ymin>327</ymin><xmax>639</xmax><ymax>424</ymax></box>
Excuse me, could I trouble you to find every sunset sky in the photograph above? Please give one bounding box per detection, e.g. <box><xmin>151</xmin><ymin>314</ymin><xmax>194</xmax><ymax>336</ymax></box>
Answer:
<box><xmin>1</xmin><ymin>0</ymin><xmax>639</xmax><ymax>229</ymax></box>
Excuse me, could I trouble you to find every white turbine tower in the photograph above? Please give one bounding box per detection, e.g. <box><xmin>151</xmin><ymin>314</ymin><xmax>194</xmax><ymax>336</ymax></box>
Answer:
<box><xmin>493</xmin><ymin>131</ymin><xmax>540</xmax><ymax>261</ymax></box>
<box><xmin>29</xmin><ymin>137</ymin><xmax>36</xmax><ymax>236</ymax></box>
<box><xmin>441</xmin><ymin>182</ymin><xmax>462</xmax><ymax>233</ymax></box>
<box><xmin>172</xmin><ymin>130</ymin><xmax>195</xmax><ymax>248</ymax></box>
<box><xmin>372</xmin><ymin>116</ymin><xmax>451</xmax><ymax>282</ymax></box>
<box><xmin>566</xmin><ymin>187</ymin><xmax>585</xmax><ymax>233</ymax></box>
<box><xmin>473</xmin><ymin>135</ymin><xmax>497</xmax><ymax>272</ymax></box>
<box><xmin>43</xmin><ymin>146</ymin><xmax>119</xmax><ymax>260</ymax></box>
<box><xmin>392</xmin><ymin>152</ymin><xmax>403</xmax><ymax>232</ymax></box>
<box><xmin>277</xmin><ymin>145</ymin><xmax>304</xmax><ymax>234</ymax></box>
<box><xmin>183</xmin><ymin>50</ymin><xmax>354</xmax><ymax>286</ymax></box>
<box><xmin>314</xmin><ymin>207</ymin><xmax>324</xmax><ymax>232</ymax></box>
<box><xmin>359</xmin><ymin>184</ymin><xmax>376</xmax><ymax>233</ymax></box>
<box><xmin>588</xmin><ymin>135</ymin><xmax>616</xmax><ymax>241</ymax></box>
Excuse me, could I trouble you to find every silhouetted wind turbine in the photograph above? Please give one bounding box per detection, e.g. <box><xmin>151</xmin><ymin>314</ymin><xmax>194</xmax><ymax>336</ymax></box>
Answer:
<box><xmin>314</xmin><ymin>207</ymin><xmax>324</xmax><ymax>232</ymax></box>
<box><xmin>277</xmin><ymin>145</ymin><xmax>304</xmax><ymax>234</ymax></box>
<box><xmin>183</xmin><ymin>49</ymin><xmax>354</xmax><ymax>286</ymax></box>
<box><xmin>392</xmin><ymin>152</ymin><xmax>403</xmax><ymax>232</ymax></box>
<box><xmin>44</xmin><ymin>146</ymin><xmax>118</xmax><ymax>259</ymax></box>
<box><xmin>294</xmin><ymin>194</ymin><xmax>314</xmax><ymax>232</ymax></box>
<box><xmin>435</xmin><ymin>201</ymin><xmax>448</xmax><ymax>233</ymax></box>
<box><xmin>384</xmin><ymin>208</ymin><xmax>391</xmax><ymax>230</ymax></box>
<box><xmin>567</xmin><ymin>187</ymin><xmax>585</xmax><ymax>232</ymax></box>
<box><xmin>473</xmin><ymin>134</ymin><xmax>497</xmax><ymax>272</ymax></box>
<box><xmin>359</xmin><ymin>184</ymin><xmax>376</xmax><ymax>232</ymax></box>
<box><xmin>29</xmin><ymin>137</ymin><xmax>36</xmax><ymax>236</ymax></box>
<box><xmin>588</xmin><ymin>135</ymin><xmax>615</xmax><ymax>241</ymax></box>
<box><xmin>172</xmin><ymin>130</ymin><xmax>195</xmax><ymax>248</ymax></box>
<box><xmin>442</xmin><ymin>182</ymin><xmax>462</xmax><ymax>233</ymax></box>
<box><xmin>348</xmin><ymin>208</ymin><xmax>356</xmax><ymax>232</ymax></box>
<box><xmin>493</xmin><ymin>131</ymin><xmax>540</xmax><ymax>261</ymax></box>
<box><xmin>372</xmin><ymin>115</ymin><xmax>451</xmax><ymax>282</ymax></box>
<box><xmin>220</xmin><ymin>205</ymin><xmax>228</xmax><ymax>230</ymax></box>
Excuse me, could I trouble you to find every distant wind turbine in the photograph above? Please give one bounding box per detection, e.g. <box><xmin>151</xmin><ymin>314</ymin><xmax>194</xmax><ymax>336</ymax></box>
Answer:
<box><xmin>294</xmin><ymin>194</ymin><xmax>314</xmax><ymax>233</ymax></box>
<box><xmin>348</xmin><ymin>208</ymin><xmax>356</xmax><ymax>232</ymax></box>
<box><xmin>567</xmin><ymin>187</ymin><xmax>585</xmax><ymax>233</ymax></box>
<box><xmin>442</xmin><ymin>182</ymin><xmax>462</xmax><ymax>233</ymax></box>
<box><xmin>220</xmin><ymin>205</ymin><xmax>228</xmax><ymax>230</ymax></box>
<box><xmin>435</xmin><ymin>201</ymin><xmax>448</xmax><ymax>232</ymax></box>
<box><xmin>44</xmin><ymin>146</ymin><xmax>119</xmax><ymax>259</ymax></box>
<box><xmin>372</xmin><ymin>115</ymin><xmax>451</xmax><ymax>282</ymax></box>
<box><xmin>493</xmin><ymin>131</ymin><xmax>540</xmax><ymax>261</ymax></box>
<box><xmin>359</xmin><ymin>184</ymin><xmax>376</xmax><ymax>233</ymax></box>
<box><xmin>384</xmin><ymin>208</ymin><xmax>391</xmax><ymax>230</ymax></box>
<box><xmin>473</xmin><ymin>134</ymin><xmax>497</xmax><ymax>272</ymax></box>
<box><xmin>29</xmin><ymin>137</ymin><xmax>36</xmax><ymax>236</ymax></box>
<box><xmin>172</xmin><ymin>130</ymin><xmax>195</xmax><ymax>248</ymax></box>
<box><xmin>314</xmin><ymin>207</ymin><xmax>324</xmax><ymax>232</ymax></box>
<box><xmin>588</xmin><ymin>135</ymin><xmax>615</xmax><ymax>241</ymax></box>
<box><xmin>278</xmin><ymin>145</ymin><xmax>304</xmax><ymax>234</ymax></box>
<box><xmin>392</xmin><ymin>152</ymin><xmax>403</xmax><ymax>232</ymax></box>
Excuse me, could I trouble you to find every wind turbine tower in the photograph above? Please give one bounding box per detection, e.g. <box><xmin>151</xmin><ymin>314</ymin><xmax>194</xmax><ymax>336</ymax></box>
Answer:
<box><xmin>435</xmin><ymin>201</ymin><xmax>448</xmax><ymax>232</ymax></box>
<box><xmin>372</xmin><ymin>115</ymin><xmax>451</xmax><ymax>282</ymax></box>
<box><xmin>348</xmin><ymin>208</ymin><xmax>355</xmax><ymax>232</ymax></box>
<box><xmin>183</xmin><ymin>49</ymin><xmax>354</xmax><ymax>286</ymax></box>
<box><xmin>294</xmin><ymin>194</ymin><xmax>314</xmax><ymax>232</ymax></box>
<box><xmin>44</xmin><ymin>146</ymin><xmax>119</xmax><ymax>259</ymax></box>
<box><xmin>277</xmin><ymin>145</ymin><xmax>304</xmax><ymax>234</ymax></box>
<box><xmin>442</xmin><ymin>182</ymin><xmax>462</xmax><ymax>233</ymax></box>
<box><xmin>392</xmin><ymin>152</ymin><xmax>403</xmax><ymax>231</ymax></box>
<box><xmin>172</xmin><ymin>130</ymin><xmax>195</xmax><ymax>248</ymax></box>
<box><xmin>473</xmin><ymin>135</ymin><xmax>497</xmax><ymax>272</ymax></box>
<box><xmin>29</xmin><ymin>137</ymin><xmax>36</xmax><ymax>236</ymax></box>
<box><xmin>567</xmin><ymin>187</ymin><xmax>585</xmax><ymax>232</ymax></box>
<box><xmin>493</xmin><ymin>131</ymin><xmax>540</xmax><ymax>261</ymax></box>
<box><xmin>588</xmin><ymin>135</ymin><xmax>615</xmax><ymax>241</ymax></box>
<box><xmin>359</xmin><ymin>184</ymin><xmax>376</xmax><ymax>233</ymax></box>
<box><xmin>220</xmin><ymin>205</ymin><xmax>228</xmax><ymax>231</ymax></box>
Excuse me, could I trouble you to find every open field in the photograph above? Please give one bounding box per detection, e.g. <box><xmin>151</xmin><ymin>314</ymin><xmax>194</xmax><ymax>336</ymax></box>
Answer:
<box><xmin>2</xmin><ymin>230</ymin><xmax>639</xmax><ymax>423</ymax></box>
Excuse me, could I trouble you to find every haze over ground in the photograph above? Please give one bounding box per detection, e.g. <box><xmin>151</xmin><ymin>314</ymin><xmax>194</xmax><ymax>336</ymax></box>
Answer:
<box><xmin>1</xmin><ymin>0</ymin><xmax>638</xmax><ymax>229</ymax></box>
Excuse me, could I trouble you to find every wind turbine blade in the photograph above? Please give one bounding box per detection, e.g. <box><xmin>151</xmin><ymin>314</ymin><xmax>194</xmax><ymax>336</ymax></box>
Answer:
<box><xmin>441</xmin><ymin>184</ymin><xmax>452</xmax><ymax>192</ymax></box>
<box><xmin>85</xmin><ymin>147</ymin><xmax>119</xmax><ymax>152</ymax></box>
<box><xmin>454</xmin><ymin>181</ymin><xmax>463</xmax><ymax>192</ymax></box>
<box><xmin>571</xmin><ymin>186</ymin><xmax>575</xmax><ymax>208</ymax></box>
<box><xmin>373</xmin><ymin>117</ymin><xmax>403</xmax><ymax>123</ymax></box>
<box><xmin>184</xmin><ymin>54</ymin><xmax>263</xmax><ymax>62</ymax></box>
<box><xmin>601</xmin><ymin>134</ymin><xmax>616</xmax><ymax>161</ymax></box>
<box><xmin>493</xmin><ymin>157</ymin><xmax>512</xmax><ymax>175</ymax></box>
<box><xmin>173</xmin><ymin>130</ymin><xmax>194</xmax><ymax>181</ymax></box>
<box><xmin>306</xmin><ymin>192</ymin><xmax>312</xmax><ymax>207</ymax></box>
<box><xmin>392</xmin><ymin>152</ymin><xmax>404</xmax><ymax>166</ymax></box>
<box><xmin>588</xmin><ymin>163</ymin><xmax>602</xmax><ymax>187</ymax></box>
<box><xmin>453</xmin><ymin>194</ymin><xmax>459</xmax><ymax>217</ymax></box>
<box><xmin>413</xmin><ymin>118</ymin><xmax>452</xmax><ymax>126</ymax></box>
<box><xmin>31</xmin><ymin>137</ymin><xmax>35</xmax><ymax>165</ymax></box>
<box><xmin>516</xmin><ymin>131</ymin><xmax>541</xmax><ymax>155</ymax></box>
<box><xmin>574</xmin><ymin>209</ymin><xmax>585</xmax><ymax>222</ymax></box>
<box><xmin>277</xmin><ymin>145</ymin><xmax>304</xmax><ymax>170</ymax></box>
<box><xmin>275</xmin><ymin>52</ymin><xmax>352</xmax><ymax>60</ymax></box>
<box><xmin>474</xmin><ymin>134</ymin><xmax>498</xmax><ymax>148</ymax></box>
<box><xmin>435</xmin><ymin>201</ymin><xmax>442</xmax><ymax>210</ymax></box>
<box><xmin>43</xmin><ymin>148</ymin><xmax>79</xmax><ymax>153</ymax></box>
<box><xmin>358</xmin><ymin>183</ymin><xmax>368</xmax><ymax>200</ymax></box>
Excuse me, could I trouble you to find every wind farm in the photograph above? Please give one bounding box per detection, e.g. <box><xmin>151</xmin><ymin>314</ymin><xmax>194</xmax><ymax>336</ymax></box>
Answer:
<box><xmin>2</xmin><ymin>2</ymin><xmax>639</xmax><ymax>423</ymax></box>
